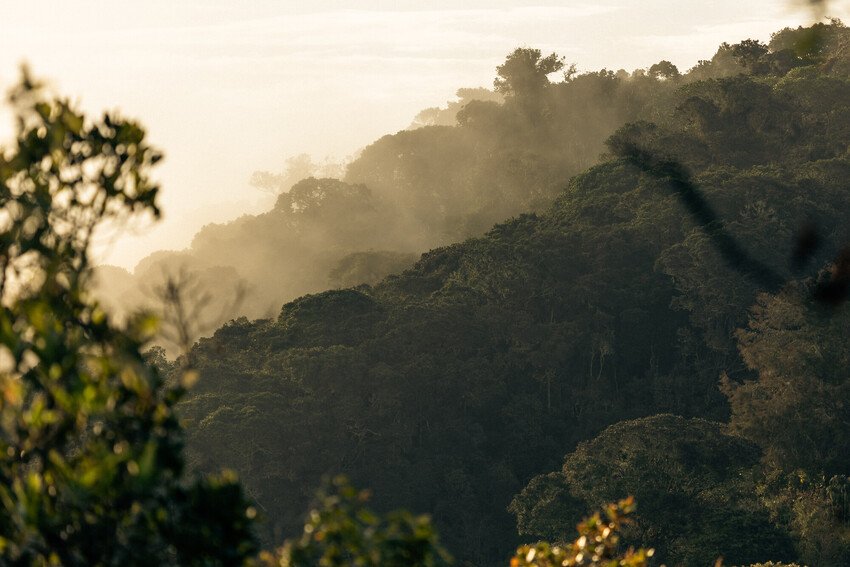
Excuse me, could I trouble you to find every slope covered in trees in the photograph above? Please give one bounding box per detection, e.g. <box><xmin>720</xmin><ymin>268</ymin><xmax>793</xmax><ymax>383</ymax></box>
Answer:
<box><xmin>94</xmin><ymin>46</ymin><xmax>691</xmax><ymax>339</ymax></box>
<box><xmin>170</xmin><ymin>21</ymin><xmax>850</xmax><ymax>567</ymax></box>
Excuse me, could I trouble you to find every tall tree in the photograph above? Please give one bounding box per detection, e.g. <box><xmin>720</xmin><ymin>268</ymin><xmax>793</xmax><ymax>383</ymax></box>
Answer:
<box><xmin>494</xmin><ymin>48</ymin><xmax>565</xmax><ymax>101</ymax></box>
<box><xmin>723</xmin><ymin>283</ymin><xmax>850</xmax><ymax>477</ymax></box>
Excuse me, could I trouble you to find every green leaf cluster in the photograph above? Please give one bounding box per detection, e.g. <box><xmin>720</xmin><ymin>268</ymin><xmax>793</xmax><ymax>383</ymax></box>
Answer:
<box><xmin>510</xmin><ymin>497</ymin><xmax>654</xmax><ymax>567</ymax></box>
<box><xmin>271</xmin><ymin>476</ymin><xmax>449</xmax><ymax>567</ymax></box>
<box><xmin>0</xmin><ymin>70</ymin><xmax>257</xmax><ymax>566</ymax></box>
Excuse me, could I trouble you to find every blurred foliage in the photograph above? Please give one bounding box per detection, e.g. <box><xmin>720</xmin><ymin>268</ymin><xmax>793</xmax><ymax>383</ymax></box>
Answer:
<box><xmin>510</xmin><ymin>497</ymin><xmax>655</xmax><ymax>567</ymax></box>
<box><xmin>0</xmin><ymin>70</ymin><xmax>257</xmax><ymax>565</ymax></box>
<box><xmin>261</xmin><ymin>476</ymin><xmax>450</xmax><ymax>567</ymax></box>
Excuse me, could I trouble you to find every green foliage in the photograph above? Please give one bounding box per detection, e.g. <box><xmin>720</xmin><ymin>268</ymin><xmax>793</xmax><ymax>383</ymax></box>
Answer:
<box><xmin>271</xmin><ymin>477</ymin><xmax>450</xmax><ymax>567</ymax></box>
<box><xmin>96</xmin><ymin>23</ymin><xmax>850</xmax><ymax>342</ymax></box>
<box><xmin>510</xmin><ymin>498</ymin><xmax>654</xmax><ymax>567</ymax></box>
<box><xmin>510</xmin><ymin>416</ymin><xmax>795</xmax><ymax>567</ymax></box>
<box><xmin>723</xmin><ymin>285</ymin><xmax>850</xmax><ymax>476</ymax></box>
<box><xmin>0</xmin><ymin>71</ymin><xmax>256</xmax><ymax>565</ymax></box>
<box><xmin>755</xmin><ymin>471</ymin><xmax>850</xmax><ymax>566</ymax></box>
<box><xmin>720</xmin><ymin>286</ymin><xmax>850</xmax><ymax>565</ymax></box>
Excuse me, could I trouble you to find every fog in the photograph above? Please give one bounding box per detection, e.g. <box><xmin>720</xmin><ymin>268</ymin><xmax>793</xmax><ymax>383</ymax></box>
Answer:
<box><xmin>0</xmin><ymin>0</ymin><xmax>840</xmax><ymax>344</ymax></box>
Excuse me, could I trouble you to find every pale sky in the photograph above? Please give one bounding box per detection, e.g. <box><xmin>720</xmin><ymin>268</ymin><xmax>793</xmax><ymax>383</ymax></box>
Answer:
<box><xmin>0</xmin><ymin>0</ymin><xmax>841</xmax><ymax>270</ymax></box>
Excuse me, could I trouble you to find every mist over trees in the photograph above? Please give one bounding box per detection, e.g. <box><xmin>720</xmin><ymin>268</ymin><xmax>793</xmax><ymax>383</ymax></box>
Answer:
<box><xmin>129</xmin><ymin>19</ymin><xmax>850</xmax><ymax>567</ymax></box>
<box><xmin>93</xmin><ymin>39</ymin><xmax>734</xmax><ymax>345</ymax></box>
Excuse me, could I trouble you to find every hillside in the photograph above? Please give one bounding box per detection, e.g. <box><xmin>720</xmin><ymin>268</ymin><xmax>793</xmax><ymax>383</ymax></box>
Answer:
<box><xmin>95</xmin><ymin>46</ymin><xmax>686</xmax><ymax>337</ymax></box>
<box><xmin>171</xmin><ymin>22</ymin><xmax>850</xmax><ymax>567</ymax></box>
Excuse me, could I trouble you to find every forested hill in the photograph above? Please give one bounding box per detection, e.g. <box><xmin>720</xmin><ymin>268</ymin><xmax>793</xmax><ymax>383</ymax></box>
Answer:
<box><xmin>173</xmin><ymin>22</ymin><xmax>850</xmax><ymax>567</ymax></box>
<box><xmin>97</xmin><ymin>28</ymin><xmax>696</xmax><ymax>336</ymax></box>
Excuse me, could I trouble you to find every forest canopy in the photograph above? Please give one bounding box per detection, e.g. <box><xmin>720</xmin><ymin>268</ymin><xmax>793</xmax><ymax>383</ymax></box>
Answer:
<box><xmin>161</xmin><ymin>20</ymin><xmax>850</xmax><ymax>567</ymax></box>
<box><xmin>4</xmin><ymin>17</ymin><xmax>850</xmax><ymax>567</ymax></box>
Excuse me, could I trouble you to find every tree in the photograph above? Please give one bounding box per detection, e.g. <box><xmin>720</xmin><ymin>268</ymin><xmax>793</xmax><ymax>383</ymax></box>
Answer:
<box><xmin>723</xmin><ymin>283</ymin><xmax>850</xmax><ymax>476</ymax></box>
<box><xmin>0</xmin><ymin>71</ymin><xmax>256</xmax><ymax>565</ymax></box>
<box><xmin>732</xmin><ymin>39</ymin><xmax>770</xmax><ymax>75</ymax></box>
<box><xmin>648</xmin><ymin>60</ymin><xmax>680</xmax><ymax>80</ymax></box>
<box><xmin>494</xmin><ymin>48</ymin><xmax>565</xmax><ymax>100</ymax></box>
<box><xmin>720</xmin><ymin>283</ymin><xmax>850</xmax><ymax>566</ymax></box>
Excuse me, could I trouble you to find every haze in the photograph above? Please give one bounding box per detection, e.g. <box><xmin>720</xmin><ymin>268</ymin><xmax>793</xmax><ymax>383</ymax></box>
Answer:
<box><xmin>0</xmin><ymin>0</ymin><xmax>840</xmax><ymax>270</ymax></box>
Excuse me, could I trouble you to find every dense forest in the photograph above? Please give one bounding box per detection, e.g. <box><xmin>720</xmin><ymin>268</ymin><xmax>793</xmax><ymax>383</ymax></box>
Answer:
<box><xmin>155</xmin><ymin>20</ymin><xmax>850</xmax><ymax>567</ymax></box>
<box><xmin>3</xmin><ymin>16</ymin><xmax>850</xmax><ymax>567</ymax></box>
<box><xmin>90</xmin><ymin>31</ymin><xmax>695</xmax><ymax>338</ymax></box>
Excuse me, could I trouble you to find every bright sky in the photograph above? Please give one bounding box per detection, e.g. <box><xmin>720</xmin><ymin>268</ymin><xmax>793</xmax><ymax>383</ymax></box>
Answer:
<box><xmin>0</xmin><ymin>0</ymin><xmax>841</xmax><ymax>270</ymax></box>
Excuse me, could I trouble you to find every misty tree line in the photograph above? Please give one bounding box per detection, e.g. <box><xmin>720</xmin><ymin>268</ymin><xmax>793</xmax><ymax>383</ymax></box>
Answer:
<box><xmin>2</xmin><ymin>16</ymin><xmax>850</xmax><ymax>567</ymax></box>
<box><xmin>94</xmin><ymin>23</ymin><xmax>818</xmax><ymax>347</ymax></box>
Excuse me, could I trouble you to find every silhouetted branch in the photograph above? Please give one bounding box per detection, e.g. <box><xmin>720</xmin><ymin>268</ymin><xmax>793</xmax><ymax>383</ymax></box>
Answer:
<box><xmin>615</xmin><ymin>141</ymin><xmax>848</xmax><ymax>307</ymax></box>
